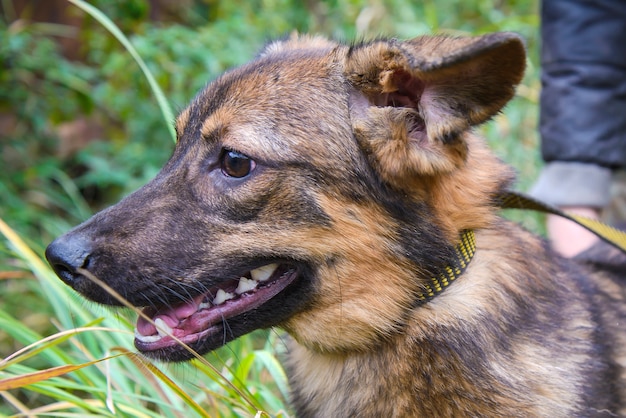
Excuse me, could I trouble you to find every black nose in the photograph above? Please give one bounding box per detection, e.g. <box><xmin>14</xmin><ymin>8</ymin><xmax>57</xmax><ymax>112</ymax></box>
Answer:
<box><xmin>45</xmin><ymin>234</ymin><xmax>92</xmax><ymax>287</ymax></box>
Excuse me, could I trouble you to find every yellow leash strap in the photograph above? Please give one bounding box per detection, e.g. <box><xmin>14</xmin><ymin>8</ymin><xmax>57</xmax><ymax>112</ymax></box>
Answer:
<box><xmin>498</xmin><ymin>190</ymin><xmax>626</xmax><ymax>254</ymax></box>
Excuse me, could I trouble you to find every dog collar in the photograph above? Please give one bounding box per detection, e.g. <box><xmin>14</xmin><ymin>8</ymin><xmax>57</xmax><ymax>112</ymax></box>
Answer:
<box><xmin>415</xmin><ymin>230</ymin><xmax>476</xmax><ymax>304</ymax></box>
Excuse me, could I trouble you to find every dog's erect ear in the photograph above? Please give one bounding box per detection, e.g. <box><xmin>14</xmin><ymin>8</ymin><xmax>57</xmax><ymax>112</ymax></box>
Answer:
<box><xmin>345</xmin><ymin>32</ymin><xmax>525</xmax><ymax>185</ymax></box>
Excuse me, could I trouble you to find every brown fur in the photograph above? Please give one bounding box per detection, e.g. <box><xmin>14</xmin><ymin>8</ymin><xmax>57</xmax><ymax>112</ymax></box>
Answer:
<box><xmin>46</xmin><ymin>32</ymin><xmax>626</xmax><ymax>416</ymax></box>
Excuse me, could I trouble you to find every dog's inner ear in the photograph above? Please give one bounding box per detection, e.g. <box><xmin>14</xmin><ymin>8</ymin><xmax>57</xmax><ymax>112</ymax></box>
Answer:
<box><xmin>345</xmin><ymin>33</ymin><xmax>526</xmax><ymax>186</ymax></box>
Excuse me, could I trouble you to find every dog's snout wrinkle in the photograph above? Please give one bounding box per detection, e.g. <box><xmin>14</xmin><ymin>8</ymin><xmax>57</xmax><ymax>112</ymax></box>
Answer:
<box><xmin>45</xmin><ymin>233</ymin><xmax>93</xmax><ymax>287</ymax></box>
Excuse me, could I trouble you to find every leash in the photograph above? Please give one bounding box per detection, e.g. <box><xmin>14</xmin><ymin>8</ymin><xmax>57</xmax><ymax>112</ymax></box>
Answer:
<box><xmin>498</xmin><ymin>190</ymin><xmax>626</xmax><ymax>254</ymax></box>
<box><xmin>415</xmin><ymin>191</ymin><xmax>626</xmax><ymax>304</ymax></box>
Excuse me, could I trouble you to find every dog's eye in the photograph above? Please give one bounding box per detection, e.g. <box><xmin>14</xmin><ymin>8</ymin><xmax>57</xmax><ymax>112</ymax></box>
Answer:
<box><xmin>220</xmin><ymin>150</ymin><xmax>256</xmax><ymax>178</ymax></box>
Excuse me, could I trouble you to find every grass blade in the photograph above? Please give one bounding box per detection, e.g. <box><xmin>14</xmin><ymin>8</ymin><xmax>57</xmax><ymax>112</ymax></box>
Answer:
<box><xmin>0</xmin><ymin>354</ymin><xmax>124</xmax><ymax>391</ymax></box>
<box><xmin>123</xmin><ymin>351</ymin><xmax>212</xmax><ymax>418</ymax></box>
<box><xmin>66</xmin><ymin>0</ymin><xmax>176</xmax><ymax>142</ymax></box>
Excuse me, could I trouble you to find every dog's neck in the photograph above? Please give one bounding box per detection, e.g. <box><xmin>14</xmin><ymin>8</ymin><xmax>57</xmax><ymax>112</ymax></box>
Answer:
<box><xmin>414</xmin><ymin>229</ymin><xmax>476</xmax><ymax>304</ymax></box>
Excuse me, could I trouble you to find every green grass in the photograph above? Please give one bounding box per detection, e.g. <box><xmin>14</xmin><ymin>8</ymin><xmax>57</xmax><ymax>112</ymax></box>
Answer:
<box><xmin>0</xmin><ymin>0</ymin><xmax>541</xmax><ymax>416</ymax></box>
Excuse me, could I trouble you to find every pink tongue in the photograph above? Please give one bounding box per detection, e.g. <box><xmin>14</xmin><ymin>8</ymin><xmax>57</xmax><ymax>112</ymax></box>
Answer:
<box><xmin>136</xmin><ymin>295</ymin><xmax>204</xmax><ymax>336</ymax></box>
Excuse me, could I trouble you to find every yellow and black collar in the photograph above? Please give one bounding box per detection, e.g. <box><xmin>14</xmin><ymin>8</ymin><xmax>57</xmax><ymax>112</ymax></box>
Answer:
<box><xmin>414</xmin><ymin>190</ymin><xmax>626</xmax><ymax>305</ymax></box>
<box><xmin>415</xmin><ymin>230</ymin><xmax>476</xmax><ymax>304</ymax></box>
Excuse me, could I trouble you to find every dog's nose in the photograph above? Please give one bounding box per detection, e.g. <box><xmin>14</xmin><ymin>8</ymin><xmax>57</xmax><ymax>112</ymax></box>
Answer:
<box><xmin>45</xmin><ymin>234</ymin><xmax>92</xmax><ymax>287</ymax></box>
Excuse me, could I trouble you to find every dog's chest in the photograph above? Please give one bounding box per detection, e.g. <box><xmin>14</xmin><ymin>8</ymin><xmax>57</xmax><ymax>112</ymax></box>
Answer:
<box><xmin>285</xmin><ymin>340</ymin><xmax>430</xmax><ymax>417</ymax></box>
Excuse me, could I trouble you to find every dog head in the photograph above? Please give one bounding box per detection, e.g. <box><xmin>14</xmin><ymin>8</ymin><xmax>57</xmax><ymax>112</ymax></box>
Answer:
<box><xmin>46</xmin><ymin>32</ymin><xmax>524</xmax><ymax>360</ymax></box>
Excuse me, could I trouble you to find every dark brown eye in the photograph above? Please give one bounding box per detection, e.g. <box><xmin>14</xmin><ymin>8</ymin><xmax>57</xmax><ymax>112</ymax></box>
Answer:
<box><xmin>220</xmin><ymin>150</ymin><xmax>255</xmax><ymax>178</ymax></box>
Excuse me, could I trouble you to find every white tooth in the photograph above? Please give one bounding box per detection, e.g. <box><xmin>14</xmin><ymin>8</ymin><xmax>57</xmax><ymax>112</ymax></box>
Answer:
<box><xmin>154</xmin><ymin>318</ymin><xmax>173</xmax><ymax>337</ymax></box>
<box><xmin>198</xmin><ymin>301</ymin><xmax>212</xmax><ymax>310</ymax></box>
<box><xmin>250</xmin><ymin>263</ymin><xmax>278</xmax><ymax>282</ymax></box>
<box><xmin>236</xmin><ymin>277</ymin><xmax>258</xmax><ymax>294</ymax></box>
<box><xmin>213</xmin><ymin>289</ymin><xmax>235</xmax><ymax>305</ymax></box>
<box><xmin>134</xmin><ymin>329</ymin><xmax>162</xmax><ymax>343</ymax></box>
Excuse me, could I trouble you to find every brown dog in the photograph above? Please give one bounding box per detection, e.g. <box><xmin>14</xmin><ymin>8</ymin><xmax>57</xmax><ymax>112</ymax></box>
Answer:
<box><xmin>46</xmin><ymin>32</ymin><xmax>626</xmax><ymax>416</ymax></box>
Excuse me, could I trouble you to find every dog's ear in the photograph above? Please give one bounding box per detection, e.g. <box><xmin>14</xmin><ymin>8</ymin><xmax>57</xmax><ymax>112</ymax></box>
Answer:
<box><xmin>345</xmin><ymin>32</ymin><xmax>525</xmax><ymax>187</ymax></box>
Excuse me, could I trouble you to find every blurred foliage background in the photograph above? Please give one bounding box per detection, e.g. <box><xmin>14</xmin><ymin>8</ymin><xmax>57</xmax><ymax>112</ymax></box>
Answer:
<box><xmin>0</xmin><ymin>0</ymin><xmax>540</xmax><ymax>416</ymax></box>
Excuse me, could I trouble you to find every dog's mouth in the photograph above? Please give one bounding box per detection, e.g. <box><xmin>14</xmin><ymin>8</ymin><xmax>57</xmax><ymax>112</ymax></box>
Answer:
<box><xmin>133</xmin><ymin>263</ymin><xmax>297</xmax><ymax>358</ymax></box>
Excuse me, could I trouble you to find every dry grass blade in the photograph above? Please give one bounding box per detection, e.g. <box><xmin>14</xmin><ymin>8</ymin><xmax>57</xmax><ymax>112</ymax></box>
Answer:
<box><xmin>120</xmin><ymin>348</ymin><xmax>211</xmax><ymax>418</ymax></box>
<box><xmin>0</xmin><ymin>218</ymin><xmax>51</xmax><ymax>280</ymax></box>
<box><xmin>75</xmin><ymin>267</ymin><xmax>263</xmax><ymax>413</ymax></box>
<box><xmin>0</xmin><ymin>353</ymin><xmax>125</xmax><ymax>391</ymax></box>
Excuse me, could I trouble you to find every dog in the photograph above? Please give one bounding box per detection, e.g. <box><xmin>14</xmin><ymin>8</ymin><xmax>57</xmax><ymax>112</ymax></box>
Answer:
<box><xmin>45</xmin><ymin>32</ymin><xmax>626</xmax><ymax>416</ymax></box>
